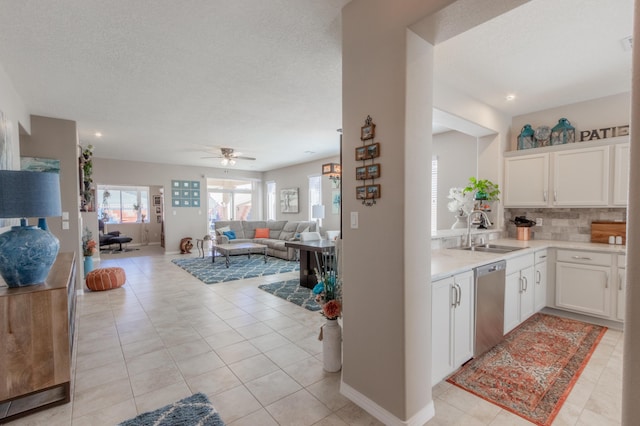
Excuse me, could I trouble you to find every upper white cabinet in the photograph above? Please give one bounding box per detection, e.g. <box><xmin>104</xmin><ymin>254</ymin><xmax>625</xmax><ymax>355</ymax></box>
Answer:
<box><xmin>503</xmin><ymin>154</ymin><xmax>549</xmax><ymax>207</ymax></box>
<box><xmin>613</xmin><ymin>143</ymin><xmax>630</xmax><ymax>205</ymax></box>
<box><xmin>552</xmin><ymin>146</ymin><xmax>609</xmax><ymax>206</ymax></box>
<box><xmin>504</xmin><ymin>137</ymin><xmax>628</xmax><ymax>208</ymax></box>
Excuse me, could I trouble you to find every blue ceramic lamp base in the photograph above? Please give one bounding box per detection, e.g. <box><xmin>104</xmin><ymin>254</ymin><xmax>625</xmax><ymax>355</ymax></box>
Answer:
<box><xmin>0</xmin><ymin>225</ymin><xmax>60</xmax><ymax>287</ymax></box>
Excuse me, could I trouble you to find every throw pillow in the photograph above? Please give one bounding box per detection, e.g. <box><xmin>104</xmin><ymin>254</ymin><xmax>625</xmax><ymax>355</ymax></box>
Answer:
<box><xmin>216</xmin><ymin>225</ymin><xmax>231</xmax><ymax>236</ymax></box>
<box><xmin>223</xmin><ymin>230</ymin><xmax>236</xmax><ymax>240</ymax></box>
<box><xmin>255</xmin><ymin>228</ymin><xmax>269</xmax><ymax>238</ymax></box>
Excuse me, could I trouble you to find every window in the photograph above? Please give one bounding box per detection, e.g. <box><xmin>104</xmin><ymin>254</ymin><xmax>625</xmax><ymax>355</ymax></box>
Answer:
<box><xmin>266</xmin><ymin>181</ymin><xmax>276</xmax><ymax>221</ymax></box>
<box><xmin>98</xmin><ymin>185</ymin><xmax>149</xmax><ymax>224</ymax></box>
<box><xmin>431</xmin><ymin>156</ymin><xmax>438</xmax><ymax>234</ymax></box>
<box><xmin>308</xmin><ymin>175</ymin><xmax>322</xmax><ymax>226</ymax></box>
<box><xmin>207</xmin><ymin>178</ymin><xmax>257</xmax><ymax>231</ymax></box>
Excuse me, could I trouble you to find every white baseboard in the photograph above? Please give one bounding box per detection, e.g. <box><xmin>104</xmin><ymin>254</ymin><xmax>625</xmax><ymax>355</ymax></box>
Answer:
<box><xmin>340</xmin><ymin>381</ymin><xmax>435</xmax><ymax>426</ymax></box>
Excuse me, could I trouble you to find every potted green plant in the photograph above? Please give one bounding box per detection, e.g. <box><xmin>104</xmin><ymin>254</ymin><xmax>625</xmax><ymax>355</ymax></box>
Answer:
<box><xmin>463</xmin><ymin>177</ymin><xmax>500</xmax><ymax>201</ymax></box>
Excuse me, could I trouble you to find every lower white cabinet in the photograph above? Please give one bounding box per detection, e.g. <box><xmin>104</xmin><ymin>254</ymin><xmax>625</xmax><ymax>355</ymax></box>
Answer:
<box><xmin>431</xmin><ymin>270</ymin><xmax>474</xmax><ymax>385</ymax></box>
<box><xmin>555</xmin><ymin>250</ymin><xmax>612</xmax><ymax>318</ymax></box>
<box><xmin>504</xmin><ymin>254</ymin><xmax>535</xmax><ymax>334</ymax></box>
<box><xmin>534</xmin><ymin>250</ymin><xmax>548</xmax><ymax>312</ymax></box>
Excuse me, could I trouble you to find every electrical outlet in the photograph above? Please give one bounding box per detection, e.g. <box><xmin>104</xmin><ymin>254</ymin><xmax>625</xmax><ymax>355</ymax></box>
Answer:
<box><xmin>536</xmin><ymin>218</ymin><xmax>543</xmax><ymax>226</ymax></box>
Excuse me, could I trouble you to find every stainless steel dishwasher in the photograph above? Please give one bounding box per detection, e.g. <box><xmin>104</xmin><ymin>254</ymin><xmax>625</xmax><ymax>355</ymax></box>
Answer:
<box><xmin>474</xmin><ymin>260</ymin><xmax>506</xmax><ymax>357</ymax></box>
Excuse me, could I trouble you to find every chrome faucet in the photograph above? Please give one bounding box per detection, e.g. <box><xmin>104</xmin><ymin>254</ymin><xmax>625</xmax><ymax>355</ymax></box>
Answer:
<box><xmin>466</xmin><ymin>209</ymin><xmax>492</xmax><ymax>247</ymax></box>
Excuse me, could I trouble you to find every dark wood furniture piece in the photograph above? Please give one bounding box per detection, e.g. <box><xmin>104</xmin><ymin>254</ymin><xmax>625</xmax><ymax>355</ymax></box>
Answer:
<box><xmin>284</xmin><ymin>240</ymin><xmax>335</xmax><ymax>289</ymax></box>
<box><xmin>0</xmin><ymin>252</ymin><xmax>77</xmax><ymax>422</ymax></box>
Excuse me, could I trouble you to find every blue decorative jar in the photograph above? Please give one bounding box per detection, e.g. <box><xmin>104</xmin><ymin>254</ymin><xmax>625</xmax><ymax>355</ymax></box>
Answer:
<box><xmin>0</xmin><ymin>226</ymin><xmax>60</xmax><ymax>287</ymax></box>
<box><xmin>518</xmin><ymin>124</ymin><xmax>535</xmax><ymax>150</ymax></box>
<box><xmin>551</xmin><ymin>118</ymin><xmax>575</xmax><ymax>145</ymax></box>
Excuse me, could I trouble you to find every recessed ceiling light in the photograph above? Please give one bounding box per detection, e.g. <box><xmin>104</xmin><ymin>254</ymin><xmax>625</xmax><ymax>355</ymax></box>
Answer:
<box><xmin>505</xmin><ymin>94</ymin><xmax>516</xmax><ymax>101</ymax></box>
<box><xmin>94</xmin><ymin>132</ymin><xmax>102</xmax><ymax>137</ymax></box>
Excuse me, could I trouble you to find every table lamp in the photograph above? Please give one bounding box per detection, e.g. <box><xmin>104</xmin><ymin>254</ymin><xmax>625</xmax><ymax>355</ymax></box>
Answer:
<box><xmin>0</xmin><ymin>170</ymin><xmax>62</xmax><ymax>287</ymax></box>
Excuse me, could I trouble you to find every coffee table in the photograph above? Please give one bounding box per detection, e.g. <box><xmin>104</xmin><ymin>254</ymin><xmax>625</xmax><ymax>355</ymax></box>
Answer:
<box><xmin>213</xmin><ymin>242</ymin><xmax>268</xmax><ymax>268</ymax></box>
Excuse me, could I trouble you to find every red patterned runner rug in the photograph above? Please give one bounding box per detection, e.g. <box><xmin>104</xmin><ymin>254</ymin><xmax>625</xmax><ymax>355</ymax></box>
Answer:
<box><xmin>447</xmin><ymin>313</ymin><xmax>606</xmax><ymax>426</ymax></box>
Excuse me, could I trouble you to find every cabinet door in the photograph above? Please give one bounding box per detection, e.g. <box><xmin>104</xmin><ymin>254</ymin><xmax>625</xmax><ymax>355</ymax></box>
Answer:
<box><xmin>519</xmin><ymin>266</ymin><xmax>535</xmax><ymax>322</ymax></box>
<box><xmin>504</xmin><ymin>154</ymin><xmax>549</xmax><ymax>207</ymax></box>
<box><xmin>453</xmin><ymin>271</ymin><xmax>474</xmax><ymax>367</ymax></box>
<box><xmin>431</xmin><ymin>277</ymin><xmax>454</xmax><ymax>385</ymax></box>
<box><xmin>556</xmin><ymin>262</ymin><xmax>611</xmax><ymax>317</ymax></box>
<box><xmin>534</xmin><ymin>260</ymin><xmax>548</xmax><ymax>312</ymax></box>
<box><xmin>613</xmin><ymin>143</ymin><xmax>630</xmax><ymax>206</ymax></box>
<box><xmin>553</xmin><ymin>147</ymin><xmax>609</xmax><ymax>206</ymax></box>
<box><xmin>617</xmin><ymin>267</ymin><xmax>626</xmax><ymax>321</ymax></box>
<box><xmin>504</xmin><ymin>271</ymin><xmax>521</xmax><ymax>334</ymax></box>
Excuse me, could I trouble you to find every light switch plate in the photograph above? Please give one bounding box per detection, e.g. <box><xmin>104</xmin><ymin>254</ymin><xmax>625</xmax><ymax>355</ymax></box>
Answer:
<box><xmin>62</xmin><ymin>221</ymin><xmax>69</xmax><ymax>230</ymax></box>
<box><xmin>350</xmin><ymin>212</ymin><xmax>358</xmax><ymax>229</ymax></box>
<box><xmin>62</xmin><ymin>211</ymin><xmax>69</xmax><ymax>220</ymax></box>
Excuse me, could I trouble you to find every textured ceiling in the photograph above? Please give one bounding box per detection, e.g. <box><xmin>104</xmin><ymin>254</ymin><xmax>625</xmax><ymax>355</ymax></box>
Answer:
<box><xmin>0</xmin><ymin>0</ymin><xmax>633</xmax><ymax>171</ymax></box>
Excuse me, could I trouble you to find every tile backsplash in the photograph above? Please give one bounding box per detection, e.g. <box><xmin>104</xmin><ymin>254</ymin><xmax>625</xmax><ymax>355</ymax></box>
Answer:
<box><xmin>504</xmin><ymin>208</ymin><xmax>627</xmax><ymax>242</ymax></box>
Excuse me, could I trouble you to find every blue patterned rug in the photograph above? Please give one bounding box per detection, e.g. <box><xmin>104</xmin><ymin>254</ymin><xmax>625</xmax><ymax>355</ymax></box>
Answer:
<box><xmin>258</xmin><ymin>279</ymin><xmax>321</xmax><ymax>312</ymax></box>
<box><xmin>172</xmin><ymin>256</ymin><xmax>299</xmax><ymax>284</ymax></box>
<box><xmin>119</xmin><ymin>392</ymin><xmax>225</xmax><ymax>425</ymax></box>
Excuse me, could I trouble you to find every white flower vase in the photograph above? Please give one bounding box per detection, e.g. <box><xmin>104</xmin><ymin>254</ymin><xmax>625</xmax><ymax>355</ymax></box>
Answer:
<box><xmin>451</xmin><ymin>214</ymin><xmax>467</xmax><ymax>229</ymax></box>
<box><xmin>321</xmin><ymin>319</ymin><xmax>342</xmax><ymax>372</ymax></box>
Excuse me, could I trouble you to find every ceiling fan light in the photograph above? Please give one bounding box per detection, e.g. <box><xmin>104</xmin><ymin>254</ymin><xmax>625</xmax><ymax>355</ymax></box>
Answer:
<box><xmin>221</xmin><ymin>158</ymin><xmax>229</xmax><ymax>166</ymax></box>
<box><xmin>229</xmin><ymin>159</ymin><xmax>236</xmax><ymax>166</ymax></box>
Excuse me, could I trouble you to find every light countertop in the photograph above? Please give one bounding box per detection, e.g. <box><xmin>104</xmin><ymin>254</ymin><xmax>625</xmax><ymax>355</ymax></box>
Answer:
<box><xmin>431</xmin><ymin>238</ymin><xmax>626</xmax><ymax>281</ymax></box>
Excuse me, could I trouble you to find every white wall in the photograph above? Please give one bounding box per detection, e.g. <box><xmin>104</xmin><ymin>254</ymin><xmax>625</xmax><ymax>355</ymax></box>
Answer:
<box><xmin>0</xmin><ymin>62</ymin><xmax>29</xmax><ymax>170</ymax></box>
<box><xmin>511</xmin><ymin>92</ymin><xmax>631</xmax><ymax>150</ymax></box>
<box><xmin>433</xmin><ymin>130</ymin><xmax>477</xmax><ymax>230</ymax></box>
<box><xmin>262</xmin><ymin>156</ymin><xmax>341</xmax><ymax>234</ymax></box>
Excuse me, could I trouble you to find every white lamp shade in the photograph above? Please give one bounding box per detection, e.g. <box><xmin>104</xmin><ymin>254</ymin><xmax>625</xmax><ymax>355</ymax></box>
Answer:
<box><xmin>312</xmin><ymin>204</ymin><xmax>325</xmax><ymax>219</ymax></box>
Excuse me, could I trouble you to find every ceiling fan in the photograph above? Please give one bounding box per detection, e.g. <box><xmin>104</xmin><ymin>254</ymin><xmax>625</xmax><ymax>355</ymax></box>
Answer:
<box><xmin>202</xmin><ymin>147</ymin><xmax>256</xmax><ymax>166</ymax></box>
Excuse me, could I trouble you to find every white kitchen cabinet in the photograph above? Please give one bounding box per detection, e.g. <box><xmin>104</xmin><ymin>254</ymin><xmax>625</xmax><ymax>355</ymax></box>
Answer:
<box><xmin>555</xmin><ymin>250</ymin><xmax>612</xmax><ymax>318</ymax></box>
<box><xmin>504</xmin><ymin>153</ymin><xmax>549</xmax><ymax>207</ymax></box>
<box><xmin>431</xmin><ymin>270</ymin><xmax>474</xmax><ymax>385</ymax></box>
<box><xmin>504</xmin><ymin>254</ymin><xmax>535</xmax><ymax>334</ymax></box>
<box><xmin>617</xmin><ymin>254</ymin><xmax>626</xmax><ymax>321</ymax></box>
<box><xmin>613</xmin><ymin>143</ymin><xmax>630</xmax><ymax>205</ymax></box>
<box><xmin>552</xmin><ymin>146</ymin><xmax>609</xmax><ymax>206</ymax></box>
<box><xmin>503</xmin><ymin>137</ymin><xmax>627</xmax><ymax>208</ymax></box>
<box><xmin>534</xmin><ymin>250</ymin><xmax>548</xmax><ymax>312</ymax></box>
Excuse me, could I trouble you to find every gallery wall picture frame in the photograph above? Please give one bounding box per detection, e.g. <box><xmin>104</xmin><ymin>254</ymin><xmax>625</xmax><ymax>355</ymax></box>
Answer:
<box><xmin>355</xmin><ymin>142</ymin><xmax>380</xmax><ymax>161</ymax></box>
<box><xmin>356</xmin><ymin>166</ymin><xmax>367</xmax><ymax>180</ymax></box>
<box><xmin>365</xmin><ymin>184</ymin><xmax>381</xmax><ymax>199</ymax></box>
<box><xmin>155</xmin><ymin>206</ymin><xmax>161</xmax><ymax>214</ymax></box>
<box><xmin>156</xmin><ymin>215</ymin><xmax>162</xmax><ymax>223</ymax></box>
<box><xmin>171</xmin><ymin>180</ymin><xmax>201</xmax><ymax>207</ymax></box>
<box><xmin>153</xmin><ymin>195</ymin><xmax>161</xmax><ymax>206</ymax></box>
<box><xmin>366</xmin><ymin>163</ymin><xmax>381</xmax><ymax>179</ymax></box>
<box><xmin>356</xmin><ymin>186</ymin><xmax>367</xmax><ymax>200</ymax></box>
<box><xmin>280</xmin><ymin>187</ymin><xmax>299</xmax><ymax>213</ymax></box>
<box><xmin>361</xmin><ymin>117</ymin><xmax>375</xmax><ymax>141</ymax></box>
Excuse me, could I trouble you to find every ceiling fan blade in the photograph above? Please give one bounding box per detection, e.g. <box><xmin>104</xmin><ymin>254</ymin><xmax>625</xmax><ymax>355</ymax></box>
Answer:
<box><xmin>234</xmin><ymin>155</ymin><xmax>256</xmax><ymax>161</ymax></box>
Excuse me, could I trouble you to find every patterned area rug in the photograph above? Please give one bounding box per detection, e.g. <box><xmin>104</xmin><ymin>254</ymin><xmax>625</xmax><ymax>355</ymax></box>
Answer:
<box><xmin>118</xmin><ymin>393</ymin><xmax>225</xmax><ymax>426</ymax></box>
<box><xmin>447</xmin><ymin>313</ymin><xmax>606</xmax><ymax>426</ymax></box>
<box><xmin>172</xmin><ymin>256</ymin><xmax>299</xmax><ymax>284</ymax></box>
<box><xmin>259</xmin><ymin>279</ymin><xmax>321</xmax><ymax>312</ymax></box>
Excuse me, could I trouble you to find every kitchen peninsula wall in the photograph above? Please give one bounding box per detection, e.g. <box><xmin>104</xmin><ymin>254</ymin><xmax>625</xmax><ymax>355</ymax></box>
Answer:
<box><xmin>504</xmin><ymin>208</ymin><xmax>626</xmax><ymax>242</ymax></box>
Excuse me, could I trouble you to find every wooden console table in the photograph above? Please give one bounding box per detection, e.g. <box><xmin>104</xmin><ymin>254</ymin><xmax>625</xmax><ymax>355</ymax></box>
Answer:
<box><xmin>284</xmin><ymin>240</ymin><xmax>335</xmax><ymax>289</ymax></box>
<box><xmin>0</xmin><ymin>252</ymin><xmax>77</xmax><ymax>422</ymax></box>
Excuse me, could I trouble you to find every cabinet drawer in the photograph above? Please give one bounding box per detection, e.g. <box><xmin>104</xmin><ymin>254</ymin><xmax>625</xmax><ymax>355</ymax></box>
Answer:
<box><xmin>535</xmin><ymin>250</ymin><xmax>548</xmax><ymax>264</ymax></box>
<box><xmin>556</xmin><ymin>249</ymin><xmax>612</xmax><ymax>266</ymax></box>
<box><xmin>506</xmin><ymin>253</ymin><xmax>535</xmax><ymax>275</ymax></box>
<box><xmin>618</xmin><ymin>254</ymin><xmax>626</xmax><ymax>267</ymax></box>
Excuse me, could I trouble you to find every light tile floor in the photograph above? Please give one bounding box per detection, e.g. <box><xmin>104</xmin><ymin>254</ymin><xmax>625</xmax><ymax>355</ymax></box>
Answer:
<box><xmin>12</xmin><ymin>249</ymin><xmax>623</xmax><ymax>425</ymax></box>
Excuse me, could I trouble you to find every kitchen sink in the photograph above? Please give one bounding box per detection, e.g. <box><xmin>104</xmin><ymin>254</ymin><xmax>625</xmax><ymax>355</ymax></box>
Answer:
<box><xmin>452</xmin><ymin>244</ymin><xmax>526</xmax><ymax>254</ymax></box>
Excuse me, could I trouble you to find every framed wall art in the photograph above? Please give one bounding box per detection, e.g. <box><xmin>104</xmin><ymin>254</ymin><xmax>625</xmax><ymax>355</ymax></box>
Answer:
<box><xmin>280</xmin><ymin>187</ymin><xmax>299</xmax><ymax>213</ymax></box>
<box><xmin>171</xmin><ymin>180</ymin><xmax>201</xmax><ymax>207</ymax></box>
